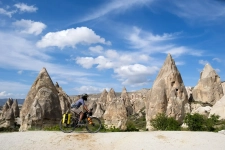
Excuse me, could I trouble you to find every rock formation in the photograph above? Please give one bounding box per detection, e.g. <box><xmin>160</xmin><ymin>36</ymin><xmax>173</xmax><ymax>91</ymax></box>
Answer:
<box><xmin>130</xmin><ymin>90</ymin><xmax>147</xmax><ymax>115</ymax></box>
<box><xmin>191</xmin><ymin>104</ymin><xmax>211</xmax><ymax>116</ymax></box>
<box><xmin>19</xmin><ymin>67</ymin><xmax>62</xmax><ymax>131</ymax></box>
<box><xmin>107</xmin><ymin>88</ymin><xmax>117</xmax><ymax>104</ymax></box>
<box><xmin>209</xmin><ymin>95</ymin><xmax>225</xmax><ymax>120</ymax></box>
<box><xmin>121</xmin><ymin>87</ymin><xmax>133</xmax><ymax>116</ymax></box>
<box><xmin>93</xmin><ymin>102</ymin><xmax>104</xmax><ymax>118</ymax></box>
<box><xmin>98</xmin><ymin>89</ymin><xmax>108</xmax><ymax>111</ymax></box>
<box><xmin>192</xmin><ymin>63</ymin><xmax>223</xmax><ymax>105</ymax></box>
<box><xmin>145</xmin><ymin>54</ymin><xmax>188</xmax><ymax>130</ymax></box>
<box><xmin>0</xmin><ymin>98</ymin><xmax>20</xmax><ymax>128</ymax></box>
<box><xmin>222</xmin><ymin>82</ymin><xmax>225</xmax><ymax>94</ymax></box>
<box><xmin>103</xmin><ymin>97</ymin><xmax>127</xmax><ymax>130</ymax></box>
<box><xmin>55</xmin><ymin>82</ymin><xmax>72</xmax><ymax>114</ymax></box>
<box><xmin>12</xmin><ymin>99</ymin><xmax>20</xmax><ymax>118</ymax></box>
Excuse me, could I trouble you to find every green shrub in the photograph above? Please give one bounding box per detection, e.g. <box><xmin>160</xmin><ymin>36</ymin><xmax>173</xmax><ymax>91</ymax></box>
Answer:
<box><xmin>184</xmin><ymin>113</ymin><xmax>220</xmax><ymax>131</ymax></box>
<box><xmin>99</xmin><ymin>124</ymin><xmax>122</xmax><ymax>132</ymax></box>
<box><xmin>184</xmin><ymin>113</ymin><xmax>205</xmax><ymax>131</ymax></box>
<box><xmin>150</xmin><ymin>113</ymin><xmax>181</xmax><ymax>131</ymax></box>
<box><xmin>0</xmin><ymin>127</ymin><xmax>19</xmax><ymax>132</ymax></box>
<box><xmin>205</xmin><ymin>114</ymin><xmax>220</xmax><ymax>131</ymax></box>
<box><xmin>126</xmin><ymin>120</ymin><xmax>139</xmax><ymax>132</ymax></box>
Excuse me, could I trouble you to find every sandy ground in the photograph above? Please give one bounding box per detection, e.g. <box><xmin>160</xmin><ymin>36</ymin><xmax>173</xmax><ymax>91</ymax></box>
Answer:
<box><xmin>0</xmin><ymin>131</ymin><xmax>225</xmax><ymax>150</ymax></box>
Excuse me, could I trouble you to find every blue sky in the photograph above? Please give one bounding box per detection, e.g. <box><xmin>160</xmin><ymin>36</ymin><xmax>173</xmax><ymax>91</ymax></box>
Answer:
<box><xmin>0</xmin><ymin>0</ymin><xmax>225</xmax><ymax>98</ymax></box>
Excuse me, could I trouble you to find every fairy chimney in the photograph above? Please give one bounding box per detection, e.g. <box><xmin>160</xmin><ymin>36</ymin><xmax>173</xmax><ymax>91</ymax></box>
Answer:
<box><xmin>99</xmin><ymin>89</ymin><xmax>108</xmax><ymax>110</ymax></box>
<box><xmin>192</xmin><ymin>63</ymin><xmax>224</xmax><ymax>105</ymax></box>
<box><xmin>121</xmin><ymin>87</ymin><xmax>133</xmax><ymax>115</ymax></box>
<box><xmin>19</xmin><ymin>67</ymin><xmax>62</xmax><ymax>131</ymax></box>
<box><xmin>107</xmin><ymin>88</ymin><xmax>117</xmax><ymax>104</ymax></box>
<box><xmin>145</xmin><ymin>54</ymin><xmax>188</xmax><ymax>130</ymax></box>
<box><xmin>103</xmin><ymin>98</ymin><xmax>127</xmax><ymax>130</ymax></box>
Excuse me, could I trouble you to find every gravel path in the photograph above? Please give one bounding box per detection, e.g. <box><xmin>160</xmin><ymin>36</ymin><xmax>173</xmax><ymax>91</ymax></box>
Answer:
<box><xmin>0</xmin><ymin>131</ymin><xmax>225</xmax><ymax>150</ymax></box>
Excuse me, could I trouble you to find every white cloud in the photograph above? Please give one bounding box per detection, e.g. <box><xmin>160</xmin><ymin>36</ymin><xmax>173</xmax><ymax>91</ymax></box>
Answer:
<box><xmin>215</xmin><ymin>68</ymin><xmax>221</xmax><ymax>73</ymax></box>
<box><xmin>165</xmin><ymin>46</ymin><xmax>203</xmax><ymax>57</ymax></box>
<box><xmin>13</xmin><ymin>19</ymin><xmax>46</xmax><ymax>35</ymax></box>
<box><xmin>76</xmin><ymin>50</ymin><xmax>152</xmax><ymax>70</ymax></box>
<box><xmin>89</xmin><ymin>45</ymin><xmax>103</xmax><ymax>53</ymax></box>
<box><xmin>17</xmin><ymin>70</ymin><xmax>23</xmax><ymax>74</ymax></box>
<box><xmin>0</xmin><ymin>81</ymin><xmax>30</xmax><ymax>98</ymax></box>
<box><xmin>76</xmin><ymin>57</ymin><xmax>95</xmax><ymax>69</ymax></box>
<box><xmin>213</xmin><ymin>58</ymin><xmax>221</xmax><ymax>62</ymax></box>
<box><xmin>14</xmin><ymin>3</ymin><xmax>37</xmax><ymax>12</ymax></box>
<box><xmin>36</xmin><ymin>27</ymin><xmax>111</xmax><ymax>49</ymax></box>
<box><xmin>0</xmin><ymin>32</ymin><xmax>98</xmax><ymax>82</ymax></box>
<box><xmin>0</xmin><ymin>91</ymin><xmax>12</xmax><ymax>98</ymax></box>
<box><xmin>76</xmin><ymin>49</ymin><xmax>158</xmax><ymax>86</ymax></box>
<box><xmin>114</xmin><ymin>64</ymin><xmax>158</xmax><ymax>86</ymax></box>
<box><xmin>128</xmin><ymin>27</ymin><xmax>178</xmax><ymax>50</ymax></box>
<box><xmin>199</xmin><ymin>60</ymin><xmax>209</xmax><ymax>65</ymax></box>
<box><xmin>175</xmin><ymin>61</ymin><xmax>185</xmax><ymax>66</ymax></box>
<box><xmin>79</xmin><ymin>0</ymin><xmax>154</xmax><ymax>22</ymax></box>
<box><xmin>167</xmin><ymin>0</ymin><xmax>225</xmax><ymax>23</ymax></box>
<box><xmin>74</xmin><ymin>86</ymin><xmax>104</xmax><ymax>94</ymax></box>
<box><xmin>0</xmin><ymin>8</ymin><xmax>16</xmax><ymax>17</ymax></box>
<box><xmin>127</xmin><ymin>27</ymin><xmax>203</xmax><ymax>56</ymax></box>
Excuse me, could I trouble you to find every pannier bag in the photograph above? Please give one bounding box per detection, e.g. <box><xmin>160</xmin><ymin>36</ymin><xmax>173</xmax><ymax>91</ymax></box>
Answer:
<box><xmin>62</xmin><ymin>113</ymin><xmax>71</xmax><ymax>124</ymax></box>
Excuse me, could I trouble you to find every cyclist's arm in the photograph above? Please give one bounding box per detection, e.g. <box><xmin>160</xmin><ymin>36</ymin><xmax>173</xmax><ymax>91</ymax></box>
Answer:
<box><xmin>83</xmin><ymin>105</ymin><xmax>89</xmax><ymax>112</ymax></box>
<box><xmin>82</xmin><ymin>100</ymin><xmax>89</xmax><ymax>112</ymax></box>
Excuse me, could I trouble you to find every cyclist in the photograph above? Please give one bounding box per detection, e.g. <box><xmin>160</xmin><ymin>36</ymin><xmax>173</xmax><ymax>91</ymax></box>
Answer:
<box><xmin>71</xmin><ymin>93</ymin><xmax>90</xmax><ymax>124</ymax></box>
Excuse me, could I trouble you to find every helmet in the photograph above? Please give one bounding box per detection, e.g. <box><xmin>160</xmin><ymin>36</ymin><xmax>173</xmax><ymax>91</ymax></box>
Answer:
<box><xmin>81</xmin><ymin>93</ymin><xmax>89</xmax><ymax>101</ymax></box>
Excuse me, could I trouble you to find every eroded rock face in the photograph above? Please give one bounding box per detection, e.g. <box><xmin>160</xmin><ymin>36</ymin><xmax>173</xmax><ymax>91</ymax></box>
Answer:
<box><xmin>191</xmin><ymin>103</ymin><xmax>212</xmax><ymax>116</ymax></box>
<box><xmin>0</xmin><ymin>98</ymin><xmax>20</xmax><ymax>128</ymax></box>
<box><xmin>12</xmin><ymin>99</ymin><xmax>20</xmax><ymax>118</ymax></box>
<box><xmin>222</xmin><ymin>82</ymin><xmax>225</xmax><ymax>95</ymax></box>
<box><xmin>145</xmin><ymin>54</ymin><xmax>188</xmax><ymax>130</ymax></box>
<box><xmin>99</xmin><ymin>89</ymin><xmax>108</xmax><ymax>111</ymax></box>
<box><xmin>130</xmin><ymin>91</ymin><xmax>147</xmax><ymax>115</ymax></box>
<box><xmin>209</xmin><ymin>95</ymin><xmax>225</xmax><ymax>120</ymax></box>
<box><xmin>103</xmin><ymin>98</ymin><xmax>127</xmax><ymax>130</ymax></box>
<box><xmin>121</xmin><ymin>87</ymin><xmax>133</xmax><ymax>116</ymax></box>
<box><xmin>19</xmin><ymin>68</ymin><xmax>62</xmax><ymax>131</ymax></box>
<box><xmin>93</xmin><ymin>102</ymin><xmax>104</xmax><ymax>118</ymax></box>
<box><xmin>192</xmin><ymin>64</ymin><xmax>223</xmax><ymax>105</ymax></box>
<box><xmin>55</xmin><ymin>82</ymin><xmax>72</xmax><ymax>114</ymax></box>
<box><xmin>107</xmin><ymin>88</ymin><xmax>116</xmax><ymax>104</ymax></box>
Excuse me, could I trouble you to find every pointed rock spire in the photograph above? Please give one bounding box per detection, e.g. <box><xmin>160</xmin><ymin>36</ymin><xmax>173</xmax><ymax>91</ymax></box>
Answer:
<box><xmin>121</xmin><ymin>87</ymin><xmax>128</xmax><ymax>99</ymax></box>
<box><xmin>20</xmin><ymin>67</ymin><xmax>62</xmax><ymax>131</ymax></box>
<box><xmin>98</xmin><ymin>89</ymin><xmax>108</xmax><ymax>110</ymax></box>
<box><xmin>103</xmin><ymin>97</ymin><xmax>127</xmax><ymax>130</ymax></box>
<box><xmin>100</xmin><ymin>89</ymin><xmax>108</xmax><ymax>103</ymax></box>
<box><xmin>12</xmin><ymin>99</ymin><xmax>20</xmax><ymax>118</ymax></box>
<box><xmin>107</xmin><ymin>88</ymin><xmax>116</xmax><ymax>103</ymax></box>
<box><xmin>145</xmin><ymin>54</ymin><xmax>188</xmax><ymax>130</ymax></box>
<box><xmin>201</xmin><ymin>63</ymin><xmax>217</xmax><ymax>79</ymax></box>
<box><xmin>193</xmin><ymin>63</ymin><xmax>223</xmax><ymax>105</ymax></box>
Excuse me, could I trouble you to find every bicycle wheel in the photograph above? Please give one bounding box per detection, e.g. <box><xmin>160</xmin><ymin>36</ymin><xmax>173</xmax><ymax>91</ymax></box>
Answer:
<box><xmin>86</xmin><ymin>117</ymin><xmax>102</xmax><ymax>133</ymax></box>
<box><xmin>59</xmin><ymin>118</ymin><xmax>78</xmax><ymax>133</ymax></box>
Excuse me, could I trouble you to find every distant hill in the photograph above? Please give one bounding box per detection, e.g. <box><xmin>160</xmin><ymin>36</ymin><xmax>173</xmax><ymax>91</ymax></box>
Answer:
<box><xmin>0</xmin><ymin>99</ymin><xmax>25</xmax><ymax>106</ymax></box>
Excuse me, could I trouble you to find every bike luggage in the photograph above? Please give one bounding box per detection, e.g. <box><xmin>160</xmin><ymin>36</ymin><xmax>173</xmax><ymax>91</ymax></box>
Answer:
<box><xmin>62</xmin><ymin>113</ymin><xmax>71</xmax><ymax>124</ymax></box>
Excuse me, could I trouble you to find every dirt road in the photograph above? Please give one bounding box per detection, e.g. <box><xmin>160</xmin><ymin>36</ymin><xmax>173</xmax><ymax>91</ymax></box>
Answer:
<box><xmin>0</xmin><ymin>131</ymin><xmax>225</xmax><ymax>150</ymax></box>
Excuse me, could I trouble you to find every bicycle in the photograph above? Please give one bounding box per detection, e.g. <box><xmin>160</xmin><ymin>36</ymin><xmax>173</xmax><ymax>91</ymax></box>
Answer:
<box><xmin>59</xmin><ymin>109</ymin><xmax>102</xmax><ymax>133</ymax></box>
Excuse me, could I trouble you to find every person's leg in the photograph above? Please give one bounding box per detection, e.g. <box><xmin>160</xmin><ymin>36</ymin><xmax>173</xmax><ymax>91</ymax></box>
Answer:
<box><xmin>79</xmin><ymin>112</ymin><xmax>84</xmax><ymax>123</ymax></box>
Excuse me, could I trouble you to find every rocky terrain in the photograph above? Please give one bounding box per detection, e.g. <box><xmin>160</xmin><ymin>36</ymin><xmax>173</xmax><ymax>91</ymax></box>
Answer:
<box><xmin>0</xmin><ymin>53</ymin><xmax>225</xmax><ymax>131</ymax></box>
